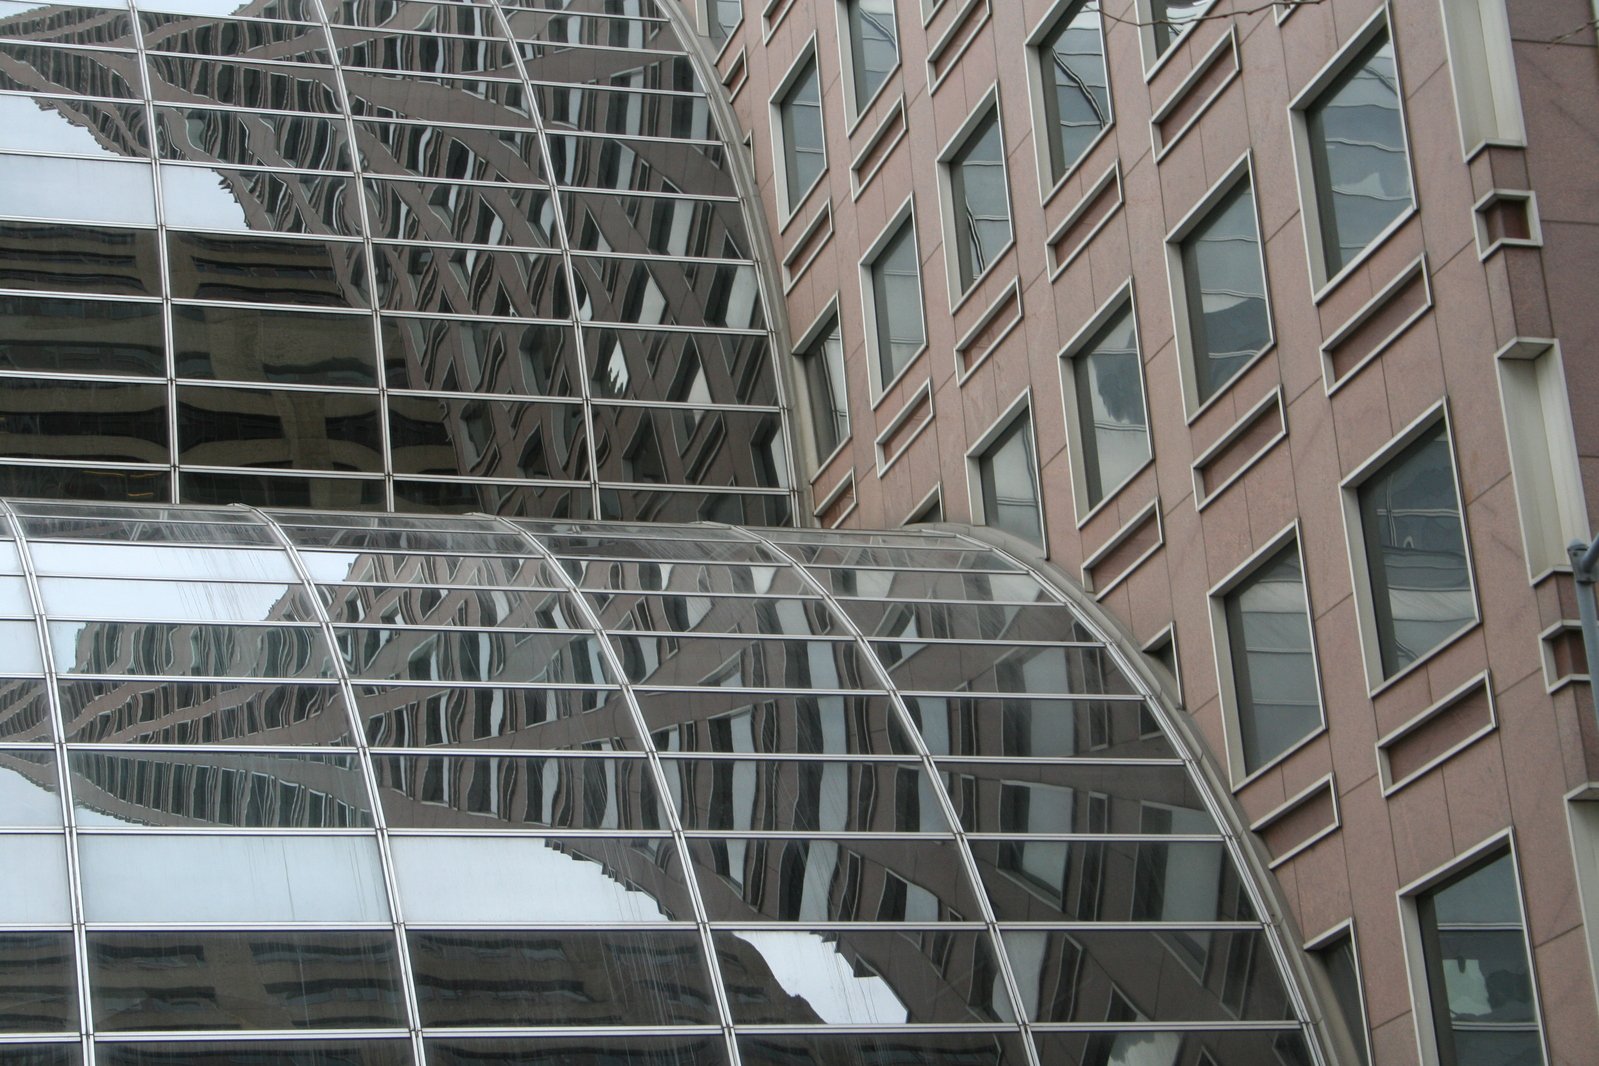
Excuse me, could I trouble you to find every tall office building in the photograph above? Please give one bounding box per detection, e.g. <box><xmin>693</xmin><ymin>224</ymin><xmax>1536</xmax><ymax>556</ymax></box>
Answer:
<box><xmin>0</xmin><ymin>1</ymin><xmax>1593</xmax><ymax>1065</ymax></box>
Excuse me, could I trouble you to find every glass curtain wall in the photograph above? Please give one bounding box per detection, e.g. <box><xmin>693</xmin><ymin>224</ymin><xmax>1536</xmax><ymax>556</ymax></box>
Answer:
<box><xmin>0</xmin><ymin>0</ymin><xmax>791</xmax><ymax>522</ymax></box>
<box><xmin>0</xmin><ymin>498</ymin><xmax>1321</xmax><ymax>1065</ymax></box>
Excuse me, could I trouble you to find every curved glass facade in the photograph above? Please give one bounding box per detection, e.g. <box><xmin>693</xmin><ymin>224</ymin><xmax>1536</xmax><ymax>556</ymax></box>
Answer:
<box><xmin>0</xmin><ymin>0</ymin><xmax>789</xmax><ymax>521</ymax></box>
<box><xmin>0</xmin><ymin>500</ymin><xmax>1320</xmax><ymax>1064</ymax></box>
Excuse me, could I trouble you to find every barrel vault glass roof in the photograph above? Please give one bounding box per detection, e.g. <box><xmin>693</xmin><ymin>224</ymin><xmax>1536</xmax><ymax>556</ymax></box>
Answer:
<box><xmin>0</xmin><ymin>500</ymin><xmax>1325</xmax><ymax>1065</ymax></box>
<box><xmin>0</xmin><ymin>0</ymin><xmax>791</xmax><ymax>522</ymax></box>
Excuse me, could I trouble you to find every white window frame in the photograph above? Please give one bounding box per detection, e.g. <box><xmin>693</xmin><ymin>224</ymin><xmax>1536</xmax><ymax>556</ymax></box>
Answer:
<box><xmin>1397</xmin><ymin>832</ymin><xmax>1550</xmax><ymax>1066</ymax></box>
<box><xmin>1057</xmin><ymin>279</ymin><xmax>1152</xmax><ymax>526</ymax></box>
<box><xmin>1163</xmin><ymin>151</ymin><xmax>1274</xmax><ymax>421</ymax></box>
<box><xmin>1339</xmin><ymin>401</ymin><xmax>1480</xmax><ymax>693</ymax></box>
<box><xmin>1206</xmin><ymin>522</ymin><xmax>1326</xmax><ymax>787</ymax></box>
<box><xmin>858</xmin><ymin>195</ymin><xmax>928</xmax><ymax>401</ymax></box>
<box><xmin>1025</xmin><ymin>0</ymin><xmax>1115</xmax><ymax>202</ymax></box>
<box><xmin>791</xmin><ymin>295</ymin><xmax>851</xmax><ymax>472</ymax></box>
<box><xmin>1288</xmin><ymin>4</ymin><xmax>1419</xmax><ymax>295</ymax></box>
<box><xmin>1437</xmin><ymin>0</ymin><xmax>1526</xmax><ymax>157</ymax></box>
<box><xmin>769</xmin><ymin>37</ymin><xmax>828</xmax><ymax>227</ymax></box>
<box><xmin>1137</xmin><ymin>0</ymin><xmax>1218</xmax><ymax>77</ymax></box>
<box><xmin>936</xmin><ymin>86</ymin><xmax>1015</xmax><ymax>307</ymax></box>
<box><xmin>835</xmin><ymin>0</ymin><xmax>901</xmax><ymax>128</ymax></box>
<box><xmin>1495</xmin><ymin>338</ymin><xmax>1589</xmax><ymax>580</ymax></box>
<box><xmin>965</xmin><ymin>390</ymin><xmax>1046</xmax><ymax>552</ymax></box>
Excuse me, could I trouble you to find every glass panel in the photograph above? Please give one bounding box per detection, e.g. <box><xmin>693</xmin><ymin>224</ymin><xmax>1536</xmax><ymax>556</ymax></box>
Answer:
<box><xmin>564</xmin><ymin>191</ymin><xmax>747</xmax><ymax>259</ymax></box>
<box><xmin>1150</xmin><ymin>0</ymin><xmax>1210</xmax><ymax>57</ymax></box>
<box><xmin>300</xmin><ymin>549</ymin><xmax>550</xmax><ymax>586</ymax></box>
<box><xmin>779</xmin><ymin>55</ymin><xmax>823</xmax><ymax>206</ymax></box>
<box><xmin>0</xmin><ymin>44</ymin><xmax>144</xmax><ymax>99</ymax></box>
<box><xmin>161</xmin><ymin>167</ymin><xmax>361</xmax><ymax>237</ymax></box>
<box><xmin>0</xmin><ymin>750</ymin><xmax>60</xmax><ymax>825</ymax></box>
<box><xmin>182</xmin><ymin>471</ymin><xmax>387</xmax><ymax>511</ymax></box>
<box><xmin>613</xmin><ymin>635</ymin><xmax>867</xmax><ymax>689</ymax></box>
<box><xmin>1182</xmin><ymin>180</ymin><xmax>1269</xmax><ymax>403</ymax></box>
<box><xmin>596</xmin><ymin>595</ymin><xmax>832</xmax><ymax>637</ymax></box>
<box><xmin>96</xmin><ymin>1041</ymin><xmax>410</xmax><ymax>1066</ymax></box>
<box><xmin>840</xmin><ymin>601</ymin><xmax>1079</xmax><ymax>643</ymax></box>
<box><xmin>0</xmin><ymin>294</ymin><xmax>163</xmax><ymax>376</ymax></box>
<box><xmin>426</xmin><ymin>1037</ymin><xmax>722</xmax><ymax>1066</ymax></box>
<box><xmin>687</xmin><ymin>837</ymin><xmax>977</xmax><ymax>924</ymax></box>
<box><xmin>78</xmin><ymin>833</ymin><xmax>390</xmax><ymax>923</ymax></box>
<box><xmin>338</xmin><ymin>627</ymin><xmax>606</xmax><ymax>685</ymax></box>
<box><xmin>70</xmin><ymin>750</ymin><xmax>371</xmax><ymax>828</ymax></box>
<box><xmin>799</xmin><ymin>317</ymin><xmax>848</xmax><ymax>458</ymax></box>
<box><xmin>176</xmin><ymin>385</ymin><xmax>383</xmax><ymax>472</ymax></box>
<box><xmin>167</xmin><ymin>231</ymin><xmax>368</xmax><ymax>307</ymax></box>
<box><xmin>410</xmin><ymin>929</ymin><xmax>717</xmax><ymax>1026</ymax></box>
<box><xmin>948</xmin><ymin>110</ymin><xmax>1010</xmax><ymax>290</ymax></box>
<box><xmin>40</xmin><ymin>577</ymin><xmax>313</xmax><ymax>622</ymax></box>
<box><xmin>1033</xmin><ymin>1029</ymin><xmax>1309</xmax><ymax>1066</ymax></box>
<box><xmin>845</xmin><ymin>0</ymin><xmax>897</xmax><ymax>109</ymax></box>
<box><xmin>638</xmin><ymin>691</ymin><xmax>914</xmax><ymax>757</ymax></box>
<box><xmin>372</xmin><ymin>242</ymin><xmax>562</xmax><ymax>319</ymax></box>
<box><xmin>877</xmin><ymin>643</ymin><xmax>1136</xmax><ymax>697</ymax></box>
<box><xmin>59</xmin><ymin>679</ymin><xmax>351</xmax><ymax>745</ymax></box>
<box><xmin>0</xmin><ymin>932</ymin><xmax>76</xmax><ymax>1033</ymax></box>
<box><xmin>717</xmin><ymin>928</ymin><xmax>1007</xmax><ymax>1024</ymax></box>
<box><xmin>1226</xmin><ymin>545</ymin><xmax>1320</xmax><ymax>773</ymax></box>
<box><xmin>344</xmin><ymin>70</ymin><xmax>529</xmax><ymax>123</ymax></box>
<box><xmin>156</xmin><ymin>107</ymin><xmax>352</xmax><ymax>171</ymax></box>
<box><xmin>0</xmin><ymin>834</ymin><xmax>70</xmax><ymax>922</ymax></box>
<box><xmin>354</xmin><ymin>118</ymin><xmax>544</xmax><ymax>183</ymax></box>
<box><xmin>0</xmin><ymin>96</ymin><xmax>147</xmax><ymax>158</ymax></box>
<box><xmin>521</xmin><ymin>44</ymin><xmax>698</xmax><ymax>94</ymax></box>
<box><xmin>0</xmin><ymin>679</ymin><xmax>54</xmax><ymax>742</ymax></box>
<box><xmin>870</xmin><ymin>219</ymin><xmax>922</xmax><ymax>382</ymax></box>
<box><xmin>570</xmin><ymin>256</ymin><xmax>762</xmax><ymax>331</ymax></box>
<box><xmin>979</xmin><ymin>416</ymin><xmax>1041</xmax><ymax>545</ymax></box>
<box><xmin>0</xmin><ymin>623</ymin><xmax>44</xmax><ymax>674</ymax></box>
<box><xmin>1315</xmin><ymin>931</ymin><xmax>1372</xmax><ymax>1066</ymax></box>
<box><xmin>664</xmin><ymin>758</ymin><xmax>946</xmax><ymax>834</ymax></box>
<box><xmin>388</xmin><ymin>836</ymin><xmax>685</xmax><ymax>923</ymax></box>
<box><xmin>941</xmin><ymin>763</ymin><xmax>1206</xmax><ymax>834</ymax></box>
<box><xmin>146</xmin><ymin>56</ymin><xmax>342</xmax><ymax>113</ymax></box>
<box><xmin>387</xmin><ymin>395</ymin><xmax>583</xmax><ymax>480</ymax></box>
<box><xmin>0</xmin><ymin>221</ymin><xmax>160</xmax><ymax>297</ymax></box>
<box><xmin>382</xmin><ymin>317</ymin><xmax>577</xmax><ymax>396</ymax></box>
<box><xmin>140</xmin><ymin>15</ymin><xmax>330</xmax><ymax>62</ymax></box>
<box><xmin>739</xmin><ymin>1033</ymin><xmax>1024</xmax><ymax>1066</ymax></box>
<box><xmin>1074</xmin><ymin>301</ymin><xmax>1148</xmax><ymax>507</ymax></box>
<box><xmin>1308</xmin><ymin>29</ymin><xmax>1411</xmax><ymax>277</ymax></box>
<box><xmin>907</xmin><ymin>694</ymin><xmax>1169</xmax><ymax>759</ymax></box>
<box><xmin>1041</xmin><ymin>1</ymin><xmax>1110</xmax><ymax>179</ymax></box>
<box><xmin>542</xmin><ymin>131</ymin><xmax>730</xmax><ymax>193</ymax></box>
<box><xmin>809</xmin><ymin>567</ymin><xmax>1052</xmax><ymax>604</ymax></box>
<box><xmin>322</xmin><ymin>584</ymin><xmax>576</xmax><ymax>628</ymax></box>
<box><xmin>0</xmin><ymin>378</ymin><xmax>167</xmax><ymax>464</ymax></box>
<box><xmin>0</xmin><ymin>4</ymin><xmax>133</xmax><ymax>46</ymax></box>
<box><xmin>356</xmin><ymin>683</ymin><xmax>629</xmax><ymax>749</ymax></box>
<box><xmin>1359</xmin><ymin>422</ymin><xmax>1474</xmax><ymax>676</ymax></box>
<box><xmin>174</xmin><ymin>304</ymin><xmax>377</xmax><ymax>387</ymax></box>
<box><xmin>49</xmin><ymin>621</ymin><xmax>335</xmax><ymax>678</ymax></box>
<box><xmin>88</xmin><ymin>930</ymin><xmax>404</xmax><ymax>1031</ymax></box>
<box><xmin>362</xmin><ymin>178</ymin><xmax>554</xmax><ymax>247</ymax></box>
<box><xmin>375</xmin><ymin>754</ymin><xmax>660</xmax><ymax>830</ymax></box>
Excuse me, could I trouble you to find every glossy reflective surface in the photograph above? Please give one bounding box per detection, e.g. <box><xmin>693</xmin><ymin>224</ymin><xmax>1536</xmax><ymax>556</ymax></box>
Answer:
<box><xmin>1181</xmin><ymin>179</ymin><xmax>1270</xmax><ymax>404</ymax></box>
<box><xmin>0</xmin><ymin>0</ymin><xmax>790</xmax><ymax>516</ymax></box>
<box><xmin>0</xmin><ymin>500</ymin><xmax>1319</xmax><ymax>1061</ymax></box>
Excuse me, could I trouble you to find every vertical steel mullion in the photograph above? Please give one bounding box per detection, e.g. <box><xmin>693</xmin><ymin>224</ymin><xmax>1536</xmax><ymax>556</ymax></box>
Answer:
<box><xmin>310</xmin><ymin>0</ymin><xmax>395</xmax><ymax>511</ymax></box>
<box><xmin>486</xmin><ymin>0</ymin><xmax>602</xmax><ymax>518</ymax></box>
<box><xmin>484</xmin><ymin>515</ymin><xmax>743</xmax><ymax>1066</ymax></box>
<box><xmin>730</xmin><ymin>525</ymin><xmax>1043</xmax><ymax>1066</ymax></box>
<box><xmin>943</xmin><ymin>527</ymin><xmax>1333</xmax><ymax>1066</ymax></box>
<box><xmin>0</xmin><ymin>501</ymin><xmax>93</xmax><ymax>1063</ymax></box>
<box><xmin>250</xmin><ymin>505</ymin><xmax>425</xmax><ymax>1063</ymax></box>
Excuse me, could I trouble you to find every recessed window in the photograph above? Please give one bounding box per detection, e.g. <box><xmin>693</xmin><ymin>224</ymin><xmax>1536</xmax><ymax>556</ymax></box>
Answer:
<box><xmin>1035</xmin><ymin>1</ymin><xmax>1111</xmax><ymax>182</ymax></box>
<box><xmin>776</xmin><ymin>53</ymin><xmax>825</xmax><ymax>216</ymax></box>
<box><xmin>976</xmin><ymin>411</ymin><xmax>1042</xmax><ymax>546</ymax></box>
<box><xmin>944</xmin><ymin>106</ymin><xmax>1012</xmax><ymax>294</ymax></box>
<box><xmin>1300</xmin><ymin>25</ymin><xmax>1413</xmax><ymax>280</ymax></box>
<box><xmin>1067</xmin><ymin>299</ymin><xmax>1148</xmax><ymax>510</ymax></box>
<box><xmin>1497</xmin><ymin>341</ymin><xmax>1587</xmax><ymax>578</ymax></box>
<box><xmin>1173</xmin><ymin>173</ymin><xmax>1270</xmax><ymax>407</ymax></box>
<box><xmin>1355</xmin><ymin>420</ymin><xmax>1474</xmax><ymax>678</ymax></box>
<box><xmin>1414</xmin><ymin>850</ymin><xmax>1543</xmax><ymax>1066</ymax></box>
<box><xmin>842</xmin><ymin>0</ymin><xmax>898</xmax><ymax>115</ymax></box>
<box><xmin>1312</xmin><ymin>929</ymin><xmax>1372</xmax><ymax>1066</ymax></box>
<box><xmin>1143</xmin><ymin>0</ymin><xmax>1214</xmax><ymax>63</ymax></box>
<box><xmin>705</xmin><ymin>0</ymin><xmax>741</xmax><ymax>47</ymax></box>
<box><xmin>864</xmin><ymin>214</ymin><xmax>925</xmax><ymax>386</ymax></box>
<box><xmin>797</xmin><ymin>315</ymin><xmax>848</xmax><ymax>462</ymax></box>
<box><xmin>1439</xmin><ymin>0</ymin><xmax>1525</xmax><ymax>152</ymax></box>
<box><xmin>1219</xmin><ymin>542</ymin><xmax>1320</xmax><ymax>776</ymax></box>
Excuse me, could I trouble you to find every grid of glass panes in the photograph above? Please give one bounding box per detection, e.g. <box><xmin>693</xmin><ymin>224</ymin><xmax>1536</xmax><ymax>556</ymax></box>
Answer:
<box><xmin>0</xmin><ymin>0</ymin><xmax>790</xmax><ymax>523</ymax></box>
<box><xmin>0</xmin><ymin>499</ymin><xmax>1320</xmax><ymax>1064</ymax></box>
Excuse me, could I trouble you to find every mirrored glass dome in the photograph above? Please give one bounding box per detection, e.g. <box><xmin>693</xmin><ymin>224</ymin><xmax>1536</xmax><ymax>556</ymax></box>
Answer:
<box><xmin>0</xmin><ymin>0</ymin><xmax>790</xmax><ymax>521</ymax></box>
<box><xmin>0</xmin><ymin>500</ymin><xmax>1323</xmax><ymax>1065</ymax></box>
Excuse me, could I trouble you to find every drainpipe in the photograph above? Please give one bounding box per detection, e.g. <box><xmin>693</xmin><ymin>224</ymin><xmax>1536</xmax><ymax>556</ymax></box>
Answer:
<box><xmin>1570</xmin><ymin>537</ymin><xmax>1599</xmax><ymax>725</ymax></box>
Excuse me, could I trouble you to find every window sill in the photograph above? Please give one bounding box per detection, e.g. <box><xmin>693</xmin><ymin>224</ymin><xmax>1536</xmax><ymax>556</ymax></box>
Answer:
<box><xmin>948</xmin><ymin>236</ymin><xmax>1016</xmax><ymax>315</ymax></box>
<box><xmin>1183</xmin><ymin>343</ymin><xmax>1275</xmax><ymax>427</ymax></box>
<box><xmin>1039</xmin><ymin>123</ymin><xmax>1115</xmax><ymax>211</ymax></box>
<box><xmin>844</xmin><ymin>61</ymin><xmax>901</xmax><ymax>138</ymax></box>
<box><xmin>1367</xmin><ymin>619</ymin><xmax>1481</xmax><ymax>700</ymax></box>
<box><xmin>1310</xmin><ymin>203</ymin><xmax>1417</xmax><ymax>305</ymax></box>
<box><xmin>778</xmin><ymin>168</ymin><xmax>828</xmax><ymax>236</ymax></box>
<box><xmin>869</xmin><ymin>342</ymin><xmax>929</xmax><ymax>412</ymax></box>
<box><xmin>1231</xmin><ymin>724</ymin><xmax>1327</xmax><ymax>794</ymax></box>
<box><xmin>1074</xmin><ymin>457</ymin><xmax>1154</xmax><ymax>531</ymax></box>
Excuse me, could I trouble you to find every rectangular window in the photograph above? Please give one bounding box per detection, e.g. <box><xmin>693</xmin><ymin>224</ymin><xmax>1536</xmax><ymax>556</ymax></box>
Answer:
<box><xmin>1067</xmin><ymin>297</ymin><xmax>1149</xmax><ymax>511</ymax></box>
<box><xmin>797</xmin><ymin>315</ymin><xmax>849</xmax><ymax>462</ymax></box>
<box><xmin>1354</xmin><ymin>419</ymin><xmax>1474</xmax><ymax>679</ymax></box>
<box><xmin>943</xmin><ymin>104</ymin><xmax>1012</xmax><ymax>295</ymax></box>
<box><xmin>842</xmin><ymin>0</ymin><xmax>898</xmax><ymax>116</ymax></box>
<box><xmin>1172</xmin><ymin>169</ymin><xmax>1271</xmax><ymax>409</ymax></box>
<box><xmin>1439</xmin><ymin>0</ymin><xmax>1525</xmax><ymax>152</ymax></box>
<box><xmin>1035</xmin><ymin>1</ymin><xmax>1111</xmax><ymax>183</ymax></box>
<box><xmin>863</xmin><ymin>212</ymin><xmax>925</xmax><ymax>387</ymax></box>
<box><xmin>1414</xmin><ymin>850</ymin><xmax>1544</xmax><ymax>1065</ymax></box>
<box><xmin>975</xmin><ymin>410</ymin><xmax>1042</xmax><ymax>546</ymax></box>
<box><xmin>1219</xmin><ymin>541</ymin><xmax>1321</xmax><ymax>776</ymax></box>
<box><xmin>1312</xmin><ymin>928</ymin><xmax>1372</xmax><ymax>1066</ymax></box>
<box><xmin>775</xmin><ymin>52</ymin><xmax>825</xmax><ymax>217</ymax></box>
<box><xmin>1298</xmin><ymin>21</ymin><xmax>1413</xmax><ymax>282</ymax></box>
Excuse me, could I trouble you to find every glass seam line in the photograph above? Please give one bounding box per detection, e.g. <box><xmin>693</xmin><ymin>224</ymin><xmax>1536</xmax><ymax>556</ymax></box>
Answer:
<box><xmin>730</xmin><ymin>525</ymin><xmax>1041</xmax><ymax>1066</ymax></box>
<box><xmin>0</xmin><ymin>499</ymin><xmax>92</xmax><ymax>1062</ymax></box>
<box><xmin>945</xmin><ymin>527</ymin><xmax>1331</xmax><ymax>1065</ymax></box>
<box><xmin>310</xmin><ymin>0</ymin><xmax>396</xmax><ymax>511</ymax></box>
<box><xmin>486</xmin><ymin>0</ymin><xmax>602</xmax><ymax>519</ymax></box>
<box><xmin>483</xmin><ymin>513</ymin><xmax>744</xmax><ymax>1066</ymax></box>
<box><xmin>250</xmin><ymin>503</ymin><xmax>428</xmax><ymax>1057</ymax></box>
